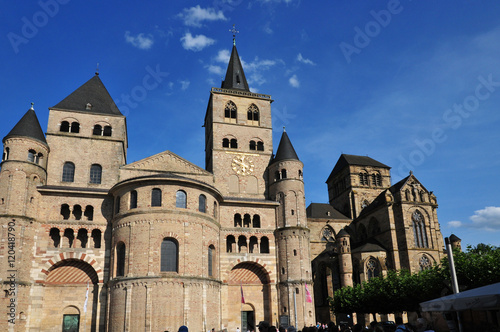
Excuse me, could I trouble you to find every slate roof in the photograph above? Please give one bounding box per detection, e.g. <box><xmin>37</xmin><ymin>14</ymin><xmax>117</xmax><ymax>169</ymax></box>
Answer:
<box><xmin>389</xmin><ymin>175</ymin><xmax>411</xmax><ymax>194</ymax></box>
<box><xmin>306</xmin><ymin>203</ymin><xmax>350</xmax><ymax>219</ymax></box>
<box><xmin>52</xmin><ymin>75</ymin><xmax>122</xmax><ymax>115</ymax></box>
<box><xmin>3</xmin><ymin>108</ymin><xmax>47</xmax><ymax>145</ymax></box>
<box><xmin>271</xmin><ymin>131</ymin><xmax>299</xmax><ymax>164</ymax></box>
<box><xmin>327</xmin><ymin>154</ymin><xmax>390</xmax><ymax>183</ymax></box>
<box><xmin>336</xmin><ymin>229</ymin><xmax>350</xmax><ymax>238</ymax></box>
<box><xmin>351</xmin><ymin>240</ymin><xmax>387</xmax><ymax>253</ymax></box>
<box><xmin>221</xmin><ymin>45</ymin><xmax>250</xmax><ymax>91</ymax></box>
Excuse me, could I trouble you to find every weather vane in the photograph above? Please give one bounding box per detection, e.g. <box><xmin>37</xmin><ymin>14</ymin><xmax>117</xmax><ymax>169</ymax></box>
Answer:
<box><xmin>230</xmin><ymin>24</ymin><xmax>239</xmax><ymax>46</ymax></box>
<box><xmin>95</xmin><ymin>63</ymin><xmax>99</xmax><ymax>76</ymax></box>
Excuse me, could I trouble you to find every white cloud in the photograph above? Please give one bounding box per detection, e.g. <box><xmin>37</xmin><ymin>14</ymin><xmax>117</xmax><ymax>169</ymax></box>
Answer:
<box><xmin>179</xmin><ymin>80</ymin><xmax>190</xmax><ymax>90</ymax></box>
<box><xmin>124</xmin><ymin>31</ymin><xmax>154</xmax><ymax>50</ymax></box>
<box><xmin>207</xmin><ymin>65</ymin><xmax>224</xmax><ymax>75</ymax></box>
<box><xmin>297</xmin><ymin>53</ymin><xmax>315</xmax><ymax>65</ymax></box>
<box><xmin>178</xmin><ymin>6</ymin><xmax>226</xmax><ymax>27</ymax></box>
<box><xmin>448</xmin><ymin>221</ymin><xmax>463</xmax><ymax>228</ymax></box>
<box><xmin>181</xmin><ymin>33</ymin><xmax>215</xmax><ymax>52</ymax></box>
<box><xmin>215</xmin><ymin>49</ymin><xmax>231</xmax><ymax>63</ymax></box>
<box><xmin>470</xmin><ymin>206</ymin><xmax>500</xmax><ymax>231</ymax></box>
<box><xmin>289</xmin><ymin>74</ymin><xmax>300</xmax><ymax>88</ymax></box>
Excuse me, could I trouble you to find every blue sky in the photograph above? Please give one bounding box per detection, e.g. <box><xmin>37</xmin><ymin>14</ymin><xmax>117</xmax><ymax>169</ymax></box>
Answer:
<box><xmin>2</xmin><ymin>1</ymin><xmax>500</xmax><ymax>248</ymax></box>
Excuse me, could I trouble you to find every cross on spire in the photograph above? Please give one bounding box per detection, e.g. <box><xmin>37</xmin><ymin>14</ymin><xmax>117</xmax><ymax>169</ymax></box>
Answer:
<box><xmin>229</xmin><ymin>24</ymin><xmax>239</xmax><ymax>46</ymax></box>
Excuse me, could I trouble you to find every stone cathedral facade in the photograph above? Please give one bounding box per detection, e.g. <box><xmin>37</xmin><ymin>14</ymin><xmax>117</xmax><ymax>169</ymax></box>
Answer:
<box><xmin>0</xmin><ymin>43</ymin><xmax>447</xmax><ymax>331</ymax></box>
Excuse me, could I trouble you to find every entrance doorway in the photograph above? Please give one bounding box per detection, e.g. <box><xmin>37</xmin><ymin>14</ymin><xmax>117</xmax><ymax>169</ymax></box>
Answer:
<box><xmin>241</xmin><ymin>310</ymin><xmax>255</xmax><ymax>332</ymax></box>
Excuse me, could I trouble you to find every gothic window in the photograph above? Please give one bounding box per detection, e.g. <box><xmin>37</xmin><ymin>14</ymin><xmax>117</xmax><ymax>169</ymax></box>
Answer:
<box><xmin>161</xmin><ymin>238</ymin><xmax>178</xmax><ymax>272</ymax></box>
<box><xmin>419</xmin><ymin>254</ymin><xmax>432</xmax><ymax>271</ymax></box>
<box><xmin>208</xmin><ymin>245</ymin><xmax>215</xmax><ymax>276</ymax></box>
<box><xmin>103</xmin><ymin>126</ymin><xmax>112</xmax><ymax>136</ymax></box>
<box><xmin>116</xmin><ymin>242</ymin><xmax>126</xmax><ymax>277</ymax></box>
<box><xmin>92</xmin><ymin>124</ymin><xmax>102</xmax><ymax>135</ymax></box>
<box><xmin>84</xmin><ymin>205</ymin><xmax>94</xmax><ymax>221</ymax></box>
<box><xmin>151</xmin><ymin>188</ymin><xmax>162</xmax><ymax>207</ymax></box>
<box><xmin>412</xmin><ymin>210</ymin><xmax>429</xmax><ymax>248</ymax></box>
<box><xmin>70</xmin><ymin>122</ymin><xmax>80</xmax><ymax>133</ymax></box>
<box><xmin>224</xmin><ymin>101</ymin><xmax>237</xmax><ymax>121</ymax></box>
<box><xmin>230</xmin><ymin>138</ymin><xmax>238</xmax><ymax>149</ymax></box>
<box><xmin>359</xmin><ymin>172</ymin><xmax>368</xmax><ymax>185</ymax></box>
<box><xmin>89</xmin><ymin>164</ymin><xmax>102</xmax><ymax>184</ymax></box>
<box><xmin>199</xmin><ymin>195</ymin><xmax>207</xmax><ymax>213</ymax></box>
<box><xmin>321</xmin><ymin>227</ymin><xmax>335</xmax><ymax>242</ymax></box>
<box><xmin>247</xmin><ymin>104</ymin><xmax>259</xmax><ymax>125</ymax></box>
<box><xmin>234</xmin><ymin>214</ymin><xmax>242</xmax><ymax>227</ymax></box>
<box><xmin>260</xmin><ymin>236</ymin><xmax>270</xmax><ymax>253</ymax></box>
<box><xmin>91</xmin><ymin>229</ymin><xmax>101</xmax><ymax>248</ymax></box>
<box><xmin>222</xmin><ymin>138</ymin><xmax>230</xmax><ymax>148</ymax></box>
<box><xmin>226</xmin><ymin>235</ymin><xmax>236</xmax><ymax>253</ymax></box>
<box><xmin>130</xmin><ymin>190</ymin><xmax>137</xmax><ymax>209</ymax></box>
<box><xmin>61</xmin><ymin>204</ymin><xmax>70</xmax><ymax>220</ymax></box>
<box><xmin>249</xmin><ymin>140</ymin><xmax>256</xmax><ymax>150</ymax></box>
<box><xmin>257</xmin><ymin>141</ymin><xmax>264</xmax><ymax>151</ymax></box>
<box><xmin>62</xmin><ymin>162</ymin><xmax>75</xmax><ymax>182</ymax></box>
<box><xmin>252</xmin><ymin>215</ymin><xmax>261</xmax><ymax>228</ymax></box>
<box><xmin>243</xmin><ymin>214</ymin><xmax>251</xmax><ymax>227</ymax></box>
<box><xmin>60</xmin><ymin>121</ymin><xmax>70</xmax><ymax>132</ymax></box>
<box><xmin>176</xmin><ymin>190</ymin><xmax>187</xmax><ymax>208</ymax></box>
<box><xmin>366</xmin><ymin>257</ymin><xmax>380</xmax><ymax>280</ymax></box>
<box><xmin>27</xmin><ymin>149</ymin><xmax>36</xmax><ymax>162</ymax></box>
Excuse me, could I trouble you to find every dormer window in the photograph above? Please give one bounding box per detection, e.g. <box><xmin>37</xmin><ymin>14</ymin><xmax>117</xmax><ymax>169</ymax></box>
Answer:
<box><xmin>86</xmin><ymin>103</ymin><xmax>93</xmax><ymax>110</ymax></box>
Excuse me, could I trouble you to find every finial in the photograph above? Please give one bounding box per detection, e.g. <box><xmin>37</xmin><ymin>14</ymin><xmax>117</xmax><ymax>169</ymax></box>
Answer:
<box><xmin>95</xmin><ymin>63</ymin><xmax>99</xmax><ymax>76</ymax></box>
<box><xmin>30</xmin><ymin>102</ymin><xmax>34</xmax><ymax>110</ymax></box>
<box><xmin>283</xmin><ymin>126</ymin><xmax>286</xmax><ymax>132</ymax></box>
<box><xmin>409</xmin><ymin>170</ymin><xmax>413</xmax><ymax>175</ymax></box>
<box><xmin>230</xmin><ymin>24</ymin><xmax>239</xmax><ymax>46</ymax></box>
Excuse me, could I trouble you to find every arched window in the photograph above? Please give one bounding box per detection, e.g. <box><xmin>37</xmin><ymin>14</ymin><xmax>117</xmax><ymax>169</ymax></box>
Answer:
<box><xmin>226</xmin><ymin>235</ymin><xmax>235</xmax><ymax>253</ymax></box>
<box><xmin>89</xmin><ymin>164</ymin><xmax>102</xmax><ymax>184</ymax></box>
<box><xmin>249</xmin><ymin>236</ymin><xmax>258</xmax><ymax>253</ymax></box>
<box><xmin>298</xmin><ymin>170</ymin><xmax>303</xmax><ymax>179</ymax></box>
<box><xmin>275</xmin><ymin>170</ymin><xmax>280</xmax><ymax>181</ymax></box>
<box><xmin>103</xmin><ymin>126</ymin><xmax>112</xmax><ymax>136</ymax></box>
<box><xmin>2</xmin><ymin>147</ymin><xmax>9</xmax><ymax>161</ymax></box>
<box><xmin>213</xmin><ymin>201</ymin><xmax>218</xmax><ymax>219</ymax></box>
<box><xmin>116</xmin><ymin>242</ymin><xmax>126</xmax><ymax>277</ymax></box>
<box><xmin>63</xmin><ymin>229</ymin><xmax>74</xmax><ymax>248</ymax></box>
<box><xmin>60</xmin><ymin>121</ymin><xmax>70</xmax><ymax>132</ymax></box>
<box><xmin>91</xmin><ymin>229</ymin><xmax>101</xmax><ymax>248</ymax></box>
<box><xmin>60</xmin><ymin>204</ymin><xmax>70</xmax><ymax>220</ymax></box>
<box><xmin>366</xmin><ymin>257</ymin><xmax>380</xmax><ymax>280</ymax></box>
<box><xmin>92</xmin><ymin>124</ymin><xmax>102</xmax><ymax>136</ymax></box>
<box><xmin>405</xmin><ymin>189</ymin><xmax>411</xmax><ymax>201</ymax></box>
<box><xmin>151</xmin><ymin>188</ymin><xmax>162</xmax><ymax>207</ymax></box>
<box><xmin>115</xmin><ymin>196</ymin><xmax>121</xmax><ymax>214</ymax></box>
<box><xmin>419</xmin><ymin>254</ymin><xmax>432</xmax><ymax>271</ymax></box>
<box><xmin>199</xmin><ymin>194</ymin><xmax>206</xmax><ymax>213</ymax></box>
<box><xmin>249</xmin><ymin>140</ymin><xmax>256</xmax><ymax>150</ymax></box>
<box><xmin>72</xmin><ymin>205</ymin><xmax>82</xmax><ymax>220</ymax></box>
<box><xmin>161</xmin><ymin>238</ymin><xmax>178</xmax><ymax>272</ymax></box>
<box><xmin>243</xmin><ymin>214</ymin><xmax>251</xmax><ymax>227</ymax></box>
<box><xmin>176</xmin><ymin>190</ymin><xmax>187</xmax><ymax>208</ymax></box>
<box><xmin>208</xmin><ymin>245</ymin><xmax>215</xmax><ymax>277</ymax></box>
<box><xmin>247</xmin><ymin>104</ymin><xmax>259</xmax><ymax>125</ymax></box>
<box><xmin>224</xmin><ymin>101</ymin><xmax>237</xmax><ymax>121</ymax></box>
<box><xmin>230</xmin><ymin>138</ymin><xmax>238</xmax><ymax>149</ymax></box>
<box><xmin>257</xmin><ymin>141</ymin><xmax>264</xmax><ymax>151</ymax></box>
<box><xmin>412</xmin><ymin>210</ymin><xmax>428</xmax><ymax>248</ymax></box>
<box><xmin>359</xmin><ymin>172</ymin><xmax>368</xmax><ymax>185</ymax></box>
<box><xmin>321</xmin><ymin>226</ymin><xmax>335</xmax><ymax>242</ymax></box>
<box><xmin>84</xmin><ymin>205</ymin><xmax>94</xmax><ymax>221</ymax></box>
<box><xmin>238</xmin><ymin>236</ymin><xmax>247</xmax><ymax>253</ymax></box>
<box><xmin>27</xmin><ymin>149</ymin><xmax>36</xmax><ymax>162</ymax></box>
<box><xmin>252</xmin><ymin>215</ymin><xmax>261</xmax><ymax>228</ymax></box>
<box><xmin>36</xmin><ymin>152</ymin><xmax>43</xmax><ymax>164</ymax></box>
<box><xmin>49</xmin><ymin>228</ymin><xmax>60</xmax><ymax>248</ymax></box>
<box><xmin>129</xmin><ymin>190</ymin><xmax>137</xmax><ymax>209</ymax></box>
<box><xmin>234</xmin><ymin>213</ymin><xmax>242</xmax><ymax>227</ymax></box>
<box><xmin>222</xmin><ymin>138</ymin><xmax>230</xmax><ymax>148</ymax></box>
<box><xmin>76</xmin><ymin>229</ymin><xmax>88</xmax><ymax>248</ymax></box>
<box><xmin>260</xmin><ymin>236</ymin><xmax>270</xmax><ymax>254</ymax></box>
<box><xmin>70</xmin><ymin>122</ymin><xmax>80</xmax><ymax>133</ymax></box>
<box><xmin>62</xmin><ymin>162</ymin><xmax>75</xmax><ymax>182</ymax></box>
<box><xmin>281</xmin><ymin>169</ymin><xmax>287</xmax><ymax>179</ymax></box>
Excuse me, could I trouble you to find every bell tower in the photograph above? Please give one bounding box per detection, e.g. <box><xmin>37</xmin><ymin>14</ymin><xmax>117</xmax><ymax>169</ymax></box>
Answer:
<box><xmin>204</xmin><ymin>41</ymin><xmax>273</xmax><ymax>198</ymax></box>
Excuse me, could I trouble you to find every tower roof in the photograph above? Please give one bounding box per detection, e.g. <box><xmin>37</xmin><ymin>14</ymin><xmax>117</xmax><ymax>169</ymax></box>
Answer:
<box><xmin>52</xmin><ymin>74</ymin><xmax>122</xmax><ymax>115</ymax></box>
<box><xmin>272</xmin><ymin>131</ymin><xmax>299</xmax><ymax>164</ymax></box>
<box><xmin>3</xmin><ymin>106</ymin><xmax>47</xmax><ymax>145</ymax></box>
<box><xmin>221</xmin><ymin>45</ymin><xmax>250</xmax><ymax>91</ymax></box>
<box><xmin>327</xmin><ymin>154</ymin><xmax>390</xmax><ymax>183</ymax></box>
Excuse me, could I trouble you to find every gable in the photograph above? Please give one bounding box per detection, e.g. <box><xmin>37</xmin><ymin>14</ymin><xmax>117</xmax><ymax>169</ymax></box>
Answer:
<box><xmin>122</xmin><ymin>150</ymin><xmax>211</xmax><ymax>176</ymax></box>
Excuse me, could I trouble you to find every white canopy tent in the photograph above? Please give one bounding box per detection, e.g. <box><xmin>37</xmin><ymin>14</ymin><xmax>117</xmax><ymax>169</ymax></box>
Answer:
<box><xmin>420</xmin><ymin>282</ymin><xmax>500</xmax><ymax>312</ymax></box>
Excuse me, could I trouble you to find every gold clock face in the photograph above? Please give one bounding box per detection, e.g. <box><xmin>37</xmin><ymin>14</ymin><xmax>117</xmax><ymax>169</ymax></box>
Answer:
<box><xmin>232</xmin><ymin>155</ymin><xmax>254</xmax><ymax>175</ymax></box>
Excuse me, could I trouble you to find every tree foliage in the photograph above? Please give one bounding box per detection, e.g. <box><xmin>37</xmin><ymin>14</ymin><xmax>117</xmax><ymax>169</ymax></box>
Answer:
<box><xmin>329</xmin><ymin>244</ymin><xmax>500</xmax><ymax>316</ymax></box>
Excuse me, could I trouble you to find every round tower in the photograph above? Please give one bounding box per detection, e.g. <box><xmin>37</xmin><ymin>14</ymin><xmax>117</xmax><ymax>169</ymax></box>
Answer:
<box><xmin>268</xmin><ymin>131</ymin><xmax>314</xmax><ymax>327</ymax></box>
<box><xmin>336</xmin><ymin>229</ymin><xmax>353</xmax><ymax>287</ymax></box>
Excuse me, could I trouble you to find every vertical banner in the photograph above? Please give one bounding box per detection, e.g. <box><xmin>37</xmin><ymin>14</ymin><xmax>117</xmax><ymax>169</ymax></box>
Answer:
<box><xmin>305</xmin><ymin>284</ymin><xmax>312</xmax><ymax>303</ymax></box>
<box><xmin>84</xmin><ymin>282</ymin><xmax>90</xmax><ymax>312</ymax></box>
<box><xmin>241</xmin><ymin>284</ymin><xmax>245</xmax><ymax>304</ymax></box>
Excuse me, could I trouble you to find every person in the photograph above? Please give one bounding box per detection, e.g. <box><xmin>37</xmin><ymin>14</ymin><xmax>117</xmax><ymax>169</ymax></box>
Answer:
<box><xmin>287</xmin><ymin>326</ymin><xmax>297</xmax><ymax>332</ymax></box>
<box><xmin>351</xmin><ymin>324</ymin><xmax>363</xmax><ymax>332</ymax></box>
<box><xmin>179</xmin><ymin>326</ymin><xmax>188</xmax><ymax>332</ymax></box>
<box><xmin>395</xmin><ymin>317</ymin><xmax>409</xmax><ymax>332</ymax></box>
<box><xmin>237</xmin><ymin>327</ymin><xmax>240</xmax><ymax>332</ymax></box>
<box><xmin>258</xmin><ymin>321</ymin><xmax>270</xmax><ymax>332</ymax></box>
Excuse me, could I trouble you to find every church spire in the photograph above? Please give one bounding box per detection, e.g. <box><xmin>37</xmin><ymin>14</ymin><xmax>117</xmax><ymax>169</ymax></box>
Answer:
<box><xmin>221</xmin><ymin>25</ymin><xmax>249</xmax><ymax>91</ymax></box>
<box><xmin>272</xmin><ymin>130</ymin><xmax>299</xmax><ymax>164</ymax></box>
<box><xmin>3</xmin><ymin>104</ymin><xmax>47</xmax><ymax>145</ymax></box>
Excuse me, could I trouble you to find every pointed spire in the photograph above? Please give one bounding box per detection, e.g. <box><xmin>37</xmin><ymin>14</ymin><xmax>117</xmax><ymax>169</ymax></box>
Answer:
<box><xmin>3</xmin><ymin>105</ymin><xmax>47</xmax><ymax>145</ymax></box>
<box><xmin>221</xmin><ymin>34</ymin><xmax>249</xmax><ymax>91</ymax></box>
<box><xmin>52</xmin><ymin>75</ymin><xmax>122</xmax><ymax>115</ymax></box>
<box><xmin>272</xmin><ymin>131</ymin><xmax>299</xmax><ymax>164</ymax></box>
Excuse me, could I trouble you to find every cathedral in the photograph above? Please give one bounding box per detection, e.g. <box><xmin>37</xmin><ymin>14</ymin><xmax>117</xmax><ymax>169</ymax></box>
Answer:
<box><xmin>1</xmin><ymin>42</ymin><xmax>447</xmax><ymax>331</ymax></box>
